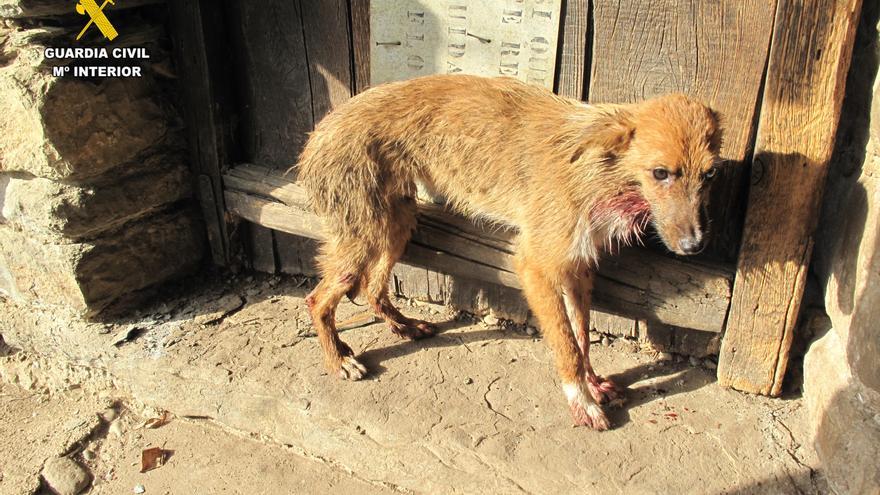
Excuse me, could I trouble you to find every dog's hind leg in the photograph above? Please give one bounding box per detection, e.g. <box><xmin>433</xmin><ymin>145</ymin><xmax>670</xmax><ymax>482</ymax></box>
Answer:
<box><xmin>307</xmin><ymin>239</ymin><xmax>371</xmax><ymax>380</ymax></box>
<box><xmin>517</xmin><ymin>254</ymin><xmax>609</xmax><ymax>430</ymax></box>
<box><xmin>364</xmin><ymin>201</ymin><xmax>436</xmax><ymax>340</ymax></box>
<box><xmin>562</xmin><ymin>270</ymin><xmax>620</xmax><ymax>404</ymax></box>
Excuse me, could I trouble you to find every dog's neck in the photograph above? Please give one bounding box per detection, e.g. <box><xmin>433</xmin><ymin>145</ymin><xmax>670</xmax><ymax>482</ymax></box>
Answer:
<box><xmin>570</xmin><ymin>189</ymin><xmax>652</xmax><ymax>263</ymax></box>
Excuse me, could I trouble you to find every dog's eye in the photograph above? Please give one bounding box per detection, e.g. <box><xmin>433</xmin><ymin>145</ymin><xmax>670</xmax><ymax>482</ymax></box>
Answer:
<box><xmin>703</xmin><ymin>167</ymin><xmax>718</xmax><ymax>180</ymax></box>
<box><xmin>652</xmin><ymin>168</ymin><xmax>669</xmax><ymax>181</ymax></box>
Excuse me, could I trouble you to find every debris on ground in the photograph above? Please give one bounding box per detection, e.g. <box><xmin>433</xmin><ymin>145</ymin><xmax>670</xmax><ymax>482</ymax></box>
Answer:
<box><xmin>140</xmin><ymin>447</ymin><xmax>168</xmax><ymax>473</ymax></box>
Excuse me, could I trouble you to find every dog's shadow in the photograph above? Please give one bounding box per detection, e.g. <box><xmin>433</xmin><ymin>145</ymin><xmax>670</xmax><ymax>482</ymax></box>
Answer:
<box><xmin>603</xmin><ymin>362</ymin><xmax>714</xmax><ymax>428</ymax></box>
<box><xmin>354</xmin><ymin>317</ymin><xmax>534</xmax><ymax>377</ymax></box>
<box><xmin>352</xmin><ymin>318</ymin><xmax>714</xmax><ymax>427</ymax></box>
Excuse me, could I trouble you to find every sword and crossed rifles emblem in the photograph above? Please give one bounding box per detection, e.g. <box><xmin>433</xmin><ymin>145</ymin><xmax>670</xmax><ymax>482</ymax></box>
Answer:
<box><xmin>76</xmin><ymin>0</ymin><xmax>118</xmax><ymax>41</ymax></box>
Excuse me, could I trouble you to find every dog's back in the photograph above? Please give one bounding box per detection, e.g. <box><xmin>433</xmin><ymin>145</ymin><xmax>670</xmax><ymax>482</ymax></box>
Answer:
<box><xmin>297</xmin><ymin>74</ymin><xmax>589</xmax><ymax>236</ymax></box>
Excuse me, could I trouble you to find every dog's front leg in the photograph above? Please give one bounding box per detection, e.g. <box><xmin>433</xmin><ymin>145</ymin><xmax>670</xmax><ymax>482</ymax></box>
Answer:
<box><xmin>562</xmin><ymin>271</ymin><xmax>620</xmax><ymax>404</ymax></box>
<box><xmin>516</xmin><ymin>256</ymin><xmax>610</xmax><ymax>430</ymax></box>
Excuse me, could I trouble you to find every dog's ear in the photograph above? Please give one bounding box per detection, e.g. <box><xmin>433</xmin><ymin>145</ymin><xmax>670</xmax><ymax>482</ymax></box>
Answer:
<box><xmin>571</xmin><ymin>110</ymin><xmax>635</xmax><ymax>163</ymax></box>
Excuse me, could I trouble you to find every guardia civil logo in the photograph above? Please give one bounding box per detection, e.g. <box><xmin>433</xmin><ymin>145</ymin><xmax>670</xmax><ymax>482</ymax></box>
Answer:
<box><xmin>76</xmin><ymin>0</ymin><xmax>118</xmax><ymax>41</ymax></box>
<box><xmin>42</xmin><ymin>0</ymin><xmax>151</xmax><ymax>78</ymax></box>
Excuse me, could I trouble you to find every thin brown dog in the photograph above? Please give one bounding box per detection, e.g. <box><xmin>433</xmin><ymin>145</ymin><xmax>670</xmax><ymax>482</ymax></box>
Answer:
<box><xmin>298</xmin><ymin>74</ymin><xmax>722</xmax><ymax>430</ymax></box>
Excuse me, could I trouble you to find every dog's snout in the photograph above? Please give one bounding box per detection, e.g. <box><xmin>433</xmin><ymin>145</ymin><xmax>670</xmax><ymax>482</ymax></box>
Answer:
<box><xmin>678</xmin><ymin>234</ymin><xmax>705</xmax><ymax>255</ymax></box>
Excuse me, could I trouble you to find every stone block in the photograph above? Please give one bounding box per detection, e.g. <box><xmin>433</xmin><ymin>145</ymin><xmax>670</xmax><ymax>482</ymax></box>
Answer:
<box><xmin>0</xmin><ymin>157</ymin><xmax>191</xmax><ymax>240</ymax></box>
<box><xmin>0</xmin><ymin>209</ymin><xmax>204</xmax><ymax>315</ymax></box>
<box><xmin>804</xmin><ymin>5</ymin><xmax>880</xmax><ymax>492</ymax></box>
<box><xmin>0</xmin><ymin>32</ymin><xmax>176</xmax><ymax>182</ymax></box>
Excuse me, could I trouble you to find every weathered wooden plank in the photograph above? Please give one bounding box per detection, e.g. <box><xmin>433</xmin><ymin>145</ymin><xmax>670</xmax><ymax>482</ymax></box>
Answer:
<box><xmin>350</xmin><ymin>0</ymin><xmax>371</xmax><ymax>93</ymax></box>
<box><xmin>168</xmin><ymin>0</ymin><xmax>234</xmax><ymax>264</ymax></box>
<box><xmin>225</xmin><ymin>189</ymin><xmax>324</xmax><ymax>240</ymax></box>
<box><xmin>247</xmin><ymin>224</ymin><xmax>277</xmax><ymax>273</ymax></box>
<box><xmin>226</xmin><ymin>0</ymin><xmax>314</xmax><ymax>169</ymax></box>
<box><xmin>555</xmin><ymin>0</ymin><xmax>588</xmax><ymax>100</ymax></box>
<box><xmin>589</xmin><ymin>0</ymin><xmax>777</xmax><ymax>260</ymax></box>
<box><xmin>717</xmin><ymin>0</ymin><xmax>863</xmax><ymax>395</ymax></box>
<box><xmin>300</xmin><ymin>0</ymin><xmax>354</xmax><ymax>122</ymax></box>
<box><xmin>223</xmin><ymin>165</ymin><xmax>733</xmax><ymax>332</ymax></box>
<box><xmin>196</xmin><ymin>175</ymin><xmax>226</xmax><ymax>264</ymax></box>
<box><xmin>275</xmin><ymin>231</ymin><xmax>319</xmax><ymax>276</ymax></box>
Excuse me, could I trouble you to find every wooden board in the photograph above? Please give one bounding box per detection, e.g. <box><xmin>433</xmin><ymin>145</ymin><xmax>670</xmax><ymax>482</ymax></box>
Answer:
<box><xmin>300</xmin><ymin>0</ymin><xmax>354</xmax><ymax>123</ymax></box>
<box><xmin>717</xmin><ymin>0</ymin><xmax>863</xmax><ymax>395</ymax></box>
<box><xmin>275</xmin><ymin>231</ymin><xmax>319</xmax><ymax>276</ymax></box>
<box><xmin>247</xmin><ymin>224</ymin><xmax>277</xmax><ymax>273</ymax></box>
<box><xmin>223</xmin><ymin>164</ymin><xmax>734</xmax><ymax>332</ymax></box>
<box><xmin>555</xmin><ymin>0</ymin><xmax>588</xmax><ymax>100</ymax></box>
<box><xmin>370</xmin><ymin>0</ymin><xmax>562</xmax><ymax>89</ymax></box>
<box><xmin>226</xmin><ymin>0</ymin><xmax>314</xmax><ymax>169</ymax></box>
<box><xmin>350</xmin><ymin>0</ymin><xmax>371</xmax><ymax>93</ymax></box>
<box><xmin>589</xmin><ymin>0</ymin><xmax>777</xmax><ymax>260</ymax></box>
<box><xmin>226</xmin><ymin>0</ymin><xmax>355</xmax><ymax>272</ymax></box>
<box><xmin>168</xmin><ymin>0</ymin><xmax>236</xmax><ymax>264</ymax></box>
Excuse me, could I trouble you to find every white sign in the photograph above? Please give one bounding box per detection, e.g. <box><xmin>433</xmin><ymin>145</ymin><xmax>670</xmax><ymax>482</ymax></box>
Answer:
<box><xmin>370</xmin><ymin>0</ymin><xmax>562</xmax><ymax>89</ymax></box>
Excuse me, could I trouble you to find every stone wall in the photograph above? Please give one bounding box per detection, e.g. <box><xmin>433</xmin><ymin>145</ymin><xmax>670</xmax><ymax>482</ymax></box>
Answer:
<box><xmin>806</xmin><ymin>3</ymin><xmax>880</xmax><ymax>493</ymax></box>
<box><xmin>0</xmin><ymin>1</ymin><xmax>204</xmax><ymax>316</ymax></box>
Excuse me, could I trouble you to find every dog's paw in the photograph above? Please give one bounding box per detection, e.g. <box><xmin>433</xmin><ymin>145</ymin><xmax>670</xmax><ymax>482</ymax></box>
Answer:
<box><xmin>563</xmin><ymin>382</ymin><xmax>611</xmax><ymax>431</ymax></box>
<box><xmin>337</xmin><ymin>356</ymin><xmax>368</xmax><ymax>381</ymax></box>
<box><xmin>569</xmin><ymin>401</ymin><xmax>611</xmax><ymax>431</ymax></box>
<box><xmin>389</xmin><ymin>319</ymin><xmax>436</xmax><ymax>340</ymax></box>
<box><xmin>587</xmin><ymin>375</ymin><xmax>621</xmax><ymax>405</ymax></box>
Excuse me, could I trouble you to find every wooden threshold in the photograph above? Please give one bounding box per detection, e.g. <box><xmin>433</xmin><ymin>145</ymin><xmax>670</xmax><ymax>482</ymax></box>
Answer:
<box><xmin>223</xmin><ymin>164</ymin><xmax>734</xmax><ymax>333</ymax></box>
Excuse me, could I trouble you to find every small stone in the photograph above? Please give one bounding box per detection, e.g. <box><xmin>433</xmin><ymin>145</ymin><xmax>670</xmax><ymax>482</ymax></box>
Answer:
<box><xmin>483</xmin><ymin>314</ymin><xmax>500</xmax><ymax>326</ymax></box>
<box><xmin>100</xmin><ymin>408</ymin><xmax>118</xmax><ymax>422</ymax></box>
<box><xmin>134</xmin><ymin>484</ymin><xmax>146</xmax><ymax>494</ymax></box>
<box><xmin>703</xmin><ymin>359</ymin><xmax>717</xmax><ymax>370</ymax></box>
<box><xmin>108</xmin><ymin>421</ymin><xmax>123</xmax><ymax>437</ymax></box>
<box><xmin>658</xmin><ymin>352</ymin><xmax>674</xmax><ymax>362</ymax></box>
<box><xmin>464</xmin><ymin>377</ymin><xmax>473</xmax><ymax>385</ymax></box>
<box><xmin>83</xmin><ymin>449</ymin><xmax>97</xmax><ymax>461</ymax></box>
<box><xmin>689</xmin><ymin>356</ymin><xmax>700</xmax><ymax>367</ymax></box>
<box><xmin>42</xmin><ymin>456</ymin><xmax>91</xmax><ymax>495</ymax></box>
<box><xmin>525</xmin><ymin>326</ymin><xmax>538</xmax><ymax>337</ymax></box>
<box><xmin>601</xmin><ymin>336</ymin><xmax>612</xmax><ymax>346</ymax></box>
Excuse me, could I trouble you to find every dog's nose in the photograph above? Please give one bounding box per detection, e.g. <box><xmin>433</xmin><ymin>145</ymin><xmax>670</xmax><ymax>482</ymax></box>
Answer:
<box><xmin>678</xmin><ymin>236</ymin><xmax>705</xmax><ymax>255</ymax></box>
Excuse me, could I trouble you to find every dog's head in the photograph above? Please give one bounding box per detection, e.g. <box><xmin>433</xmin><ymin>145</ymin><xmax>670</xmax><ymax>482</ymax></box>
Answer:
<box><xmin>587</xmin><ymin>94</ymin><xmax>723</xmax><ymax>256</ymax></box>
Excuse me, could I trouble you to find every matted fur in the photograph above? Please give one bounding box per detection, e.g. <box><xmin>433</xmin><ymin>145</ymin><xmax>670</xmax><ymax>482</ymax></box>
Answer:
<box><xmin>297</xmin><ymin>74</ymin><xmax>722</xmax><ymax>430</ymax></box>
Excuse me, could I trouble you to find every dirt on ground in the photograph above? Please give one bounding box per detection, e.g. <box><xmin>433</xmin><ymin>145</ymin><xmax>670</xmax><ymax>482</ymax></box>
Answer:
<box><xmin>0</xmin><ymin>382</ymin><xmax>395</xmax><ymax>495</ymax></box>
<box><xmin>0</xmin><ymin>272</ymin><xmax>828</xmax><ymax>494</ymax></box>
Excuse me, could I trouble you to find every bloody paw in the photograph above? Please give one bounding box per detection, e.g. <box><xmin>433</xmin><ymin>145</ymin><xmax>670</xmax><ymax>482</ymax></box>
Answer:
<box><xmin>569</xmin><ymin>400</ymin><xmax>611</xmax><ymax>431</ymax></box>
<box><xmin>587</xmin><ymin>375</ymin><xmax>621</xmax><ymax>405</ymax></box>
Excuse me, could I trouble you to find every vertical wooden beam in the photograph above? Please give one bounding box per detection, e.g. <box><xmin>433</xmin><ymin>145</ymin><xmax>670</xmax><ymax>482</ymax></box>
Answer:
<box><xmin>168</xmin><ymin>0</ymin><xmax>235</xmax><ymax>264</ymax></box>
<box><xmin>248</xmin><ymin>224</ymin><xmax>278</xmax><ymax>274</ymax></box>
<box><xmin>226</xmin><ymin>0</ymin><xmax>319</xmax><ymax>272</ymax></box>
<box><xmin>300</xmin><ymin>0</ymin><xmax>355</xmax><ymax>122</ymax></box>
<box><xmin>718</xmin><ymin>0</ymin><xmax>863</xmax><ymax>395</ymax></box>
<box><xmin>555</xmin><ymin>0</ymin><xmax>588</xmax><ymax>100</ymax></box>
<box><xmin>349</xmin><ymin>0</ymin><xmax>371</xmax><ymax>94</ymax></box>
<box><xmin>226</xmin><ymin>0</ymin><xmax>314</xmax><ymax>168</ymax></box>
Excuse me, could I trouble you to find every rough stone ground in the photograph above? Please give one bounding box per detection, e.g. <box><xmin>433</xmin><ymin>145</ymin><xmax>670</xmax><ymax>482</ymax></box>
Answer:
<box><xmin>0</xmin><ymin>382</ymin><xmax>394</xmax><ymax>495</ymax></box>
<box><xmin>0</xmin><ymin>273</ymin><xmax>828</xmax><ymax>494</ymax></box>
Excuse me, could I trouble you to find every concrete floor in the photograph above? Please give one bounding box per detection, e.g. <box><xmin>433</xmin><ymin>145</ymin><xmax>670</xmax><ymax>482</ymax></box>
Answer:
<box><xmin>0</xmin><ymin>273</ymin><xmax>826</xmax><ymax>494</ymax></box>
